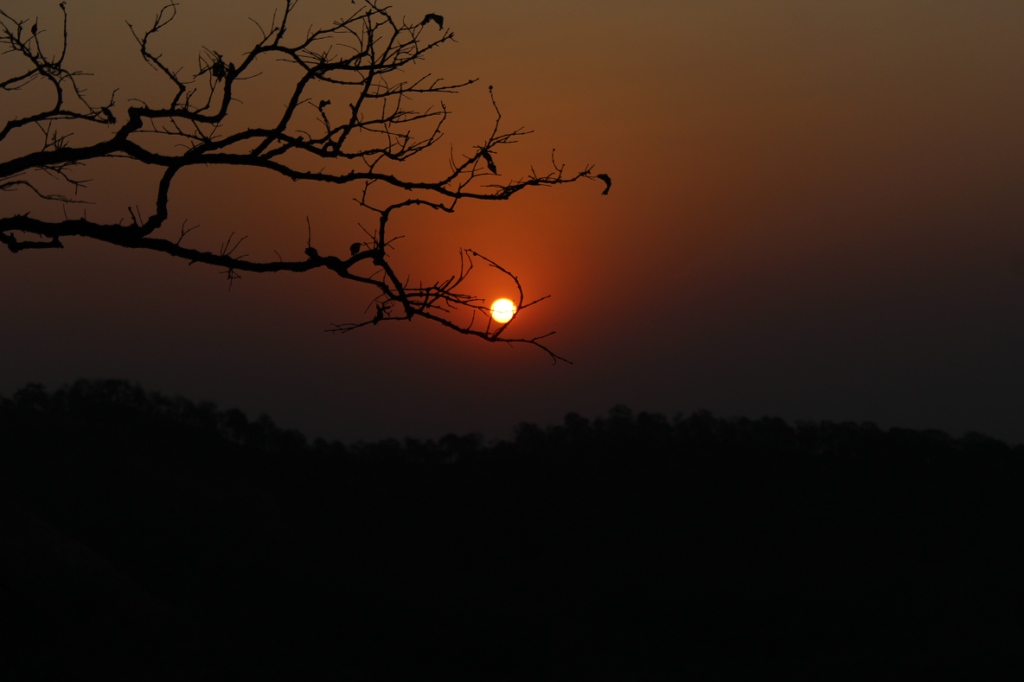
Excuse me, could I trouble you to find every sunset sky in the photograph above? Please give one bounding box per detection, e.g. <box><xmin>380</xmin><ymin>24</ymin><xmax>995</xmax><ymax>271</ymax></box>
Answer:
<box><xmin>3</xmin><ymin>0</ymin><xmax>1024</xmax><ymax>444</ymax></box>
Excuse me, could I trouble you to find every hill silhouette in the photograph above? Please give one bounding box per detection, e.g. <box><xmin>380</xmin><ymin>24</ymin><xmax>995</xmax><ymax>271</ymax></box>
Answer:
<box><xmin>3</xmin><ymin>380</ymin><xmax>1023</xmax><ymax>679</ymax></box>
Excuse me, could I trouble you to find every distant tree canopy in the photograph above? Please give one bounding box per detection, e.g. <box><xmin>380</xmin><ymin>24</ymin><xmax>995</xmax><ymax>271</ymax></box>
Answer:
<box><xmin>0</xmin><ymin>1</ymin><xmax>606</xmax><ymax>362</ymax></box>
<box><xmin>1</xmin><ymin>378</ymin><xmax>309</xmax><ymax>456</ymax></box>
<box><xmin>5</xmin><ymin>379</ymin><xmax>1024</xmax><ymax>679</ymax></box>
<box><xmin>2</xmin><ymin>379</ymin><xmax>1018</xmax><ymax>471</ymax></box>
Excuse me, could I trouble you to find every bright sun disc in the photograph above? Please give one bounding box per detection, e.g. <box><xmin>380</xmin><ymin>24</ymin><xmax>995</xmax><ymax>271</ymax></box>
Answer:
<box><xmin>490</xmin><ymin>298</ymin><xmax>516</xmax><ymax>323</ymax></box>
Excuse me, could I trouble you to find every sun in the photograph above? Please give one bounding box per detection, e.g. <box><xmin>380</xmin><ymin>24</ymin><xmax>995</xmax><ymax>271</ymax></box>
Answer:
<box><xmin>490</xmin><ymin>298</ymin><xmax>516</xmax><ymax>324</ymax></box>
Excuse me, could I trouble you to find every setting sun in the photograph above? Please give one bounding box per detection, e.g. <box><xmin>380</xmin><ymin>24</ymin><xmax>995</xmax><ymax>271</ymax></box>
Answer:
<box><xmin>490</xmin><ymin>298</ymin><xmax>516</xmax><ymax>324</ymax></box>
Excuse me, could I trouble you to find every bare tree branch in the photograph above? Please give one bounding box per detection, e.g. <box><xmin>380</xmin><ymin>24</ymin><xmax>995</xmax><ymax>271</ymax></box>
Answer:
<box><xmin>1</xmin><ymin>0</ymin><xmax>608</xmax><ymax>363</ymax></box>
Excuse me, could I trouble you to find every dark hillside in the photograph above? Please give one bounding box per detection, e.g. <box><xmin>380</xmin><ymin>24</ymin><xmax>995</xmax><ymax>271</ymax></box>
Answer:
<box><xmin>3</xmin><ymin>381</ymin><xmax>1023</xmax><ymax>679</ymax></box>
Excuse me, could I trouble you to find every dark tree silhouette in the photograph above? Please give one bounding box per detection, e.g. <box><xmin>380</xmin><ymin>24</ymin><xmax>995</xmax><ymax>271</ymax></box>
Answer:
<box><xmin>0</xmin><ymin>1</ymin><xmax>607</xmax><ymax>362</ymax></box>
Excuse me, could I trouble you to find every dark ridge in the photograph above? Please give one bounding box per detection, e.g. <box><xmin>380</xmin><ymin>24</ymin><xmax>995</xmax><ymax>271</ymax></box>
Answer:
<box><xmin>3</xmin><ymin>380</ymin><xmax>1023</xmax><ymax>679</ymax></box>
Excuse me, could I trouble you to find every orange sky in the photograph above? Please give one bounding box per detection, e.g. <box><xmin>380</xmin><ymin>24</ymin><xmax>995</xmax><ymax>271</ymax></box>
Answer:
<box><xmin>3</xmin><ymin>0</ymin><xmax>1024</xmax><ymax>442</ymax></box>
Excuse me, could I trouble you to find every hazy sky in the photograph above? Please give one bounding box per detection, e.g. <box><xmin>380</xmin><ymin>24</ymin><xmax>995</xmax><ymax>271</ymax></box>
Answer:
<box><xmin>3</xmin><ymin>0</ymin><xmax>1024</xmax><ymax>443</ymax></box>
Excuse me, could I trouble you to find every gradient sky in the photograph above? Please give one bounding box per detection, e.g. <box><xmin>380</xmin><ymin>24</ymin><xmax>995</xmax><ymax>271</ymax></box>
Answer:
<box><xmin>3</xmin><ymin>0</ymin><xmax>1024</xmax><ymax>443</ymax></box>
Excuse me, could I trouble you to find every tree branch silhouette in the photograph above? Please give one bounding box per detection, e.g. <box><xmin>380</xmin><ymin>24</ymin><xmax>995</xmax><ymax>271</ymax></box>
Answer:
<box><xmin>0</xmin><ymin>1</ymin><xmax>609</xmax><ymax>363</ymax></box>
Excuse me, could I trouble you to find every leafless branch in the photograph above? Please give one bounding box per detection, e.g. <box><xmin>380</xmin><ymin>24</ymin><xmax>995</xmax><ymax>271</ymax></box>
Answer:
<box><xmin>1</xmin><ymin>1</ymin><xmax>607</xmax><ymax>364</ymax></box>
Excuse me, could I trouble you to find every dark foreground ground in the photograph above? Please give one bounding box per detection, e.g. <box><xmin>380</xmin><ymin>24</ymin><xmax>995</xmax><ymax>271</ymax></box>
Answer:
<box><xmin>2</xmin><ymin>380</ymin><xmax>1023</xmax><ymax>679</ymax></box>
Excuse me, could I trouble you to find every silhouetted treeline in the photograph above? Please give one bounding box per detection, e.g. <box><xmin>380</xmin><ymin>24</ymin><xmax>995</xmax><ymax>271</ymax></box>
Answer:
<box><xmin>2</xmin><ymin>379</ymin><xmax>308</xmax><ymax>456</ymax></box>
<box><xmin>4</xmin><ymin>379</ymin><xmax>1018</xmax><ymax>467</ymax></box>
<box><xmin>3</xmin><ymin>380</ymin><xmax>1024</xmax><ymax>680</ymax></box>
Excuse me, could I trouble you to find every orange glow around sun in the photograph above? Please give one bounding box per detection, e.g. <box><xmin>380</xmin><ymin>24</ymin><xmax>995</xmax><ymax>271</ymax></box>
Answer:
<box><xmin>490</xmin><ymin>298</ymin><xmax>516</xmax><ymax>324</ymax></box>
